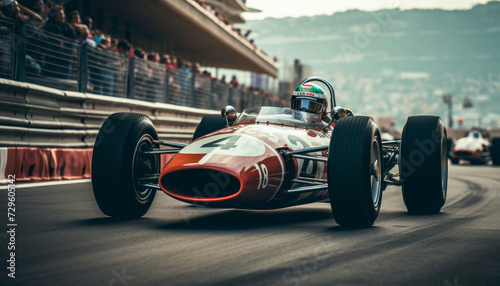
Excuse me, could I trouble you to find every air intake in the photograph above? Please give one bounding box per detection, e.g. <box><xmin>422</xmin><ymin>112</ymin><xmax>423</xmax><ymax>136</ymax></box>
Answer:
<box><xmin>161</xmin><ymin>169</ymin><xmax>240</xmax><ymax>199</ymax></box>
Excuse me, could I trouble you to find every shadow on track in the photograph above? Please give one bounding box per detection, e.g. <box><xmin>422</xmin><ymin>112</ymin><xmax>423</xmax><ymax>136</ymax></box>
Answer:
<box><xmin>157</xmin><ymin>208</ymin><xmax>334</xmax><ymax>231</ymax></box>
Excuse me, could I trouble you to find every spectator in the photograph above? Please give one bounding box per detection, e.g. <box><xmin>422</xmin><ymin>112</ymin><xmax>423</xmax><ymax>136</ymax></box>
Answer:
<box><xmin>18</xmin><ymin>0</ymin><xmax>43</xmax><ymax>23</ymax></box>
<box><xmin>147</xmin><ymin>52</ymin><xmax>160</xmax><ymax>63</ymax></box>
<box><xmin>0</xmin><ymin>0</ymin><xmax>21</xmax><ymax>77</ymax></box>
<box><xmin>229</xmin><ymin>75</ymin><xmax>239</xmax><ymax>87</ymax></box>
<box><xmin>220</xmin><ymin>75</ymin><xmax>226</xmax><ymax>84</ymax></box>
<box><xmin>243</xmin><ymin>29</ymin><xmax>251</xmax><ymax>38</ymax></box>
<box><xmin>82</xmin><ymin>16</ymin><xmax>92</xmax><ymax>31</ymax></box>
<box><xmin>109</xmin><ymin>38</ymin><xmax>118</xmax><ymax>53</ymax></box>
<box><xmin>44</xmin><ymin>5</ymin><xmax>76</xmax><ymax>39</ymax></box>
<box><xmin>170</xmin><ymin>55</ymin><xmax>178</xmax><ymax>69</ymax></box>
<box><xmin>192</xmin><ymin>62</ymin><xmax>201</xmax><ymax>75</ymax></box>
<box><xmin>76</xmin><ymin>24</ymin><xmax>95</xmax><ymax>47</ymax></box>
<box><xmin>117</xmin><ymin>39</ymin><xmax>133</xmax><ymax>60</ymax></box>
<box><xmin>134</xmin><ymin>48</ymin><xmax>146</xmax><ymax>60</ymax></box>
<box><xmin>43</xmin><ymin>5</ymin><xmax>77</xmax><ymax>79</ymax></box>
<box><xmin>97</xmin><ymin>36</ymin><xmax>109</xmax><ymax>49</ymax></box>
<box><xmin>68</xmin><ymin>10</ymin><xmax>80</xmax><ymax>30</ymax></box>
<box><xmin>89</xmin><ymin>36</ymin><xmax>114</xmax><ymax>95</ymax></box>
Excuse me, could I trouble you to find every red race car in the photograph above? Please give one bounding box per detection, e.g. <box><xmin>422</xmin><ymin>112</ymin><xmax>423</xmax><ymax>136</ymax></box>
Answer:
<box><xmin>91</xmin><ymin>77</ymin><xmax>448</xmax><ymax>227</ymax></box>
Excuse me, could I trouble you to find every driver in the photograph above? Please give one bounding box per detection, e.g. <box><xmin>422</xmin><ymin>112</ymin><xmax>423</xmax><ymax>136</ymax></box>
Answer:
<box><xmin>290</xmin><ymin>83</ymin><xmax>329</xmax><ymax>121</ymax></box>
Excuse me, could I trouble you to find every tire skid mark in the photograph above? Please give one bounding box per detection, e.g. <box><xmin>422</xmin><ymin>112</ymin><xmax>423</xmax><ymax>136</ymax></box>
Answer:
<box><xmin>214</xmin><ymin>175</ymin><xmax>498</xmax><ymax>286</ymax></box>
<box><xmin>213</xmin><ymin>216</ymin><xmax>476</xmax><ymax>286</ymax></box>
<box><xmin>445</xmin><ymin>176</ymin><xmax>488</xmax><ymax>211</ymax></box>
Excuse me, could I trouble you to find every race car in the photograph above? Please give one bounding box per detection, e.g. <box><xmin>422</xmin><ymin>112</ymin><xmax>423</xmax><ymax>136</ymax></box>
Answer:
<box><xmin>450</xmin><ymin>128</ymin><xmax>500</xmax><ymax>165</ymax></box>
<box><xmin>91</xmin><ymin>77</ymin><xmax>449</xmax><ymax>227</ymax></box>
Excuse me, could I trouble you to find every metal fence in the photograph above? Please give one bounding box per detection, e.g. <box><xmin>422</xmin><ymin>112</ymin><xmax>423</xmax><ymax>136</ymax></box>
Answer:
<box><xmin>1</xmin><ymin>20</ymin><xmax>283</xmax><ymax>111</ymax></box>
<box><xmin>166</xmin><ymin>68</ymin><xmax>193</xmax><ymax>106</ymax></box>
<box><xmin>24</xmin><ymin>25</ymin><xmax>80</xmax><ymax>91</ymax></box>
<box><xmin>132</xmin><ymin>56</ymin><xmax>165</xmax><ymax>102</ymax></box>
<box><xmin>87</xmin><ymin>45</ymin><xmax>128</xmax><ymax>97</ymax></box>
<box><xmin>0</xmin><ymin>18</ymin><xmax>14</xmax><ymax>80</ymax></box>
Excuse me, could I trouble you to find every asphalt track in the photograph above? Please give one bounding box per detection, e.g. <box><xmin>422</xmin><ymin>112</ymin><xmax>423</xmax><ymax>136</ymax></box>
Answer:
<box><xmin>0</xmin><ymin>164</ymin><xmax>499</xmax><ymax>286</ymax></box>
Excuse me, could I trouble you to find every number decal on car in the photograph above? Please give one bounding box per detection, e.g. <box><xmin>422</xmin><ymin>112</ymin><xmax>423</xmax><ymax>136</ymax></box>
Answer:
<box><xmin>201</xmin><ymin>136</ymin><xmax>239</xmax><ymax>150</ymax></box>
<box><xmin>255</xmin><ymin>163</ymin><xmax>269</xmax><ymax>189</ymax></box>
<box><xmin>180</xmin><ymin>134</ymin><xmax>266</xmax><ymax>165</ymax></box>
<box><xmin>285</xmin><ymin>135</ymin><xmax>325</xmax><ymax>179</ymax></box>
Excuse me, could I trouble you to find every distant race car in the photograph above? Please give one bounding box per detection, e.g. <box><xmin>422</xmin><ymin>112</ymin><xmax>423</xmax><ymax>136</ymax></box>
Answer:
<box><xmin>91</xmin><ymin>77</ymin><xmax>449</xmax><ymax>227</ymax></box>
<box><xmin>450</xmin><ymin>128</ymin><xmax>500</xmax><ymax>165</ymax></box>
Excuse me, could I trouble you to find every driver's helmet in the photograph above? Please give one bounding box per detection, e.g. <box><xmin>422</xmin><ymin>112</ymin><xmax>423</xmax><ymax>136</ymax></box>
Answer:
<box><xmin>290</xmin><ymin>83</ymin><xmax>327</xmax><ymax>114</ymax></box>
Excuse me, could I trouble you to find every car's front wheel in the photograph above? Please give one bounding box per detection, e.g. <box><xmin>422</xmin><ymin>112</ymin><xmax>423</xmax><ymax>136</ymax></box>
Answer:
<box><xmin>328</xmin><ymin>116</ymin><xmax>383</xmax><ymax>227</ymax></box>
<box><xmin>92</xmin><ymin>113</ymin><xmax>159</xmax><ymax>218</ymax></box>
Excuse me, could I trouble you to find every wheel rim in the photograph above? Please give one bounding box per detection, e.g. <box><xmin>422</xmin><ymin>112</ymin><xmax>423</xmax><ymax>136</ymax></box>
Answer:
<box><xmin>441</xmin><ymin>135</ymin><xmax>448</xmax><ymax>197</ymax></box>
<box><xmin>370</xmin><ymin>138</ymin><xmax>382</xmax><ymax>207</ymax></box>
<box><xmin>132</xmin><ymin>134</ymin><xmax>158</xmax><ymax>202</ymax></box>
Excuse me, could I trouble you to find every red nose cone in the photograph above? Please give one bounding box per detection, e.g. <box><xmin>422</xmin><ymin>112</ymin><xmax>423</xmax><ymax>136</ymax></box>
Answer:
<box><xmin>159</xmin><ymin>133</ymin><xmax>285</xmax><ymax>207</ymax></box>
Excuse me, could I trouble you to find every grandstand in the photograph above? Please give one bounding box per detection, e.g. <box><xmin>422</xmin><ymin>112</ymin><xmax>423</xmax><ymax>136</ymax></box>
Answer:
<box><xmin>0</xmin><ymin>0</ymin><xmax>281</xmax><ymax>109</ymax></box>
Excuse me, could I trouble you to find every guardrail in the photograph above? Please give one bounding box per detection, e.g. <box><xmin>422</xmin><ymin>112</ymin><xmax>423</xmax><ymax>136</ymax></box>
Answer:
<box><xmin>1</xmin><ymin>21</ymin><xmax>282</xmax><ymax>111</ymax></box>
<box><xmin>0</xmin><ymin>78</ymin><xmax>218</xmax><ymax>147</ymax></box>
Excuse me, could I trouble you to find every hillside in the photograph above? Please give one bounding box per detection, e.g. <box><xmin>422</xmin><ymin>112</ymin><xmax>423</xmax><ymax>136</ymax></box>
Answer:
<box><xmin>243</xmin><ymin>2</ymin><xmax>500</xmax><ymax>76</ymax></box>
<box><xmin>240</xmin><ymin>2</ymin><xmax>500</xmax><ymax>128</ymax></box>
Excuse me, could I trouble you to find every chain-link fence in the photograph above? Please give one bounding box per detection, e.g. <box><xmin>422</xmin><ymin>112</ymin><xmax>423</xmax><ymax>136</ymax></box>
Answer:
<box><xmin>167</xmin><ymin>68</ymin><xmax>193</xmax><ymax>106</ymax></box>
<box><xmin>133</xmin><ymin>57</ymin><xmax>165</xmax><ymax>102</ymax></box>
<box><xmin>0</xmin><ymin>18</ymin><xmax>14</xmax><ymax>80</ymax></box>
<box><xmin>87</xmin><ymin>45</ymin><xmax>128</xmax><ymax>97</ymax></box>
<box><xmin>211</xmin><ymin>81</ymin><xmax>230</xmax><ymax>110</ymax></box>
<box><xmin>193</xmin><ymin>75</ymin><xmax>212</xmax><ymax>109</ymax></box>
<box><xmin>24</xmin><ymin>26</ymin><xmax>79</xmax><ymax>91</ymax></box>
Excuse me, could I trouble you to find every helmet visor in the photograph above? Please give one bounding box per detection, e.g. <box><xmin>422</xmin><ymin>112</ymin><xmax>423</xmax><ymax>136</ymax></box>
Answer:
<box><xmin>291</xmin><ymin>99</ymin><xmax>326</xmax><ymax>114</ymax></box>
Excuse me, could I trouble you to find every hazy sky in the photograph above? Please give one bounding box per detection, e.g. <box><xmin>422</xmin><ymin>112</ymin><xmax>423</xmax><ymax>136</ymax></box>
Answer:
<box><xmin>244</xmin><ymin>0</ymin><xmax>492</xmax><ymax>20</ymax></box>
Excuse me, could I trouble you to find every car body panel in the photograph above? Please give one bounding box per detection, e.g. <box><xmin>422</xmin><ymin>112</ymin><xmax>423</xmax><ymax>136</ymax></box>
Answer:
<box><xmin>159</xmin><ymin>123</ymin><xmax>331</xmax><ymax>209</ymax></box>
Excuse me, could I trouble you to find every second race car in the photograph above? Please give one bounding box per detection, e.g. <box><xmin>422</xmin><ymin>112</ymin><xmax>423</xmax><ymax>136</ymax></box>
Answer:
<box><xmin>450</xmin><ymin>127</ymin><xmax>500</xmax><ymax>165</ymax></box>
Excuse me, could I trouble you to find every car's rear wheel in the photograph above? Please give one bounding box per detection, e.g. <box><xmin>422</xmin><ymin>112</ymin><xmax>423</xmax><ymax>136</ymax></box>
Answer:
<box><xmin>451</xmin><ymin>158</ymin><xmax>459</xmax><ymax>165</ymax></box>
<box><xmin>400</xmin><ymin>116</ymin><xmax>447</xmax><ymax>214</ymax></box>
<box><xmin>92</xmin><ymin>112</ymin><xmax>159</xmax><ymax>218</ymax></box>
<box><xmin>491</xmin><ymin>138</ymin><xmax>500</xmax><ymax>166</ymax></box>
<box><xmin>328</xmin><ymin>116</ymin><xmax>383</xmax><ymax>227</ymax></box>
<box><xmin>192</xmin><ymin>115</ymin><xmax>228</xmax><ymax>141</ymax></box>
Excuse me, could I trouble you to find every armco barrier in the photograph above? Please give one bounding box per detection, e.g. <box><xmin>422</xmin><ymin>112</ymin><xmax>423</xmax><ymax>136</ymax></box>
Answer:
<box><xmin>0</xmin><ymin>78</ymin><xmax>219</xmax><ymax>148</ymax></box>
<box><xmin>0</xmin><ymin>78</ymin><xmax>218</xmax><ymax>182</ymax></box>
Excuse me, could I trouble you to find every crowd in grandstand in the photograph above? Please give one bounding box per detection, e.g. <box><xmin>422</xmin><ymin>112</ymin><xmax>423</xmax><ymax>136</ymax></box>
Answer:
<box><xmin>194</xmin><ymin>0</ymin><xmax>256</xmax><ymax>47</ymax></box>
<box><xmin>0</xmin><ymin>0</ymin><xmax>280</xmax><ymax>107</ymax></box>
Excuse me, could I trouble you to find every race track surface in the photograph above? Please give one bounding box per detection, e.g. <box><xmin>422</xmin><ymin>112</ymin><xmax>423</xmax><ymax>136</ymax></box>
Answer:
<box><xmin>0</xmin><ymin>164</ymin><xmax>499</xmax><ymax>285</ymax></box>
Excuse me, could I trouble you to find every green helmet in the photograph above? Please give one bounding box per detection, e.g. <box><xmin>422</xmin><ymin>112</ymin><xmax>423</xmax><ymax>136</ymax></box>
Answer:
<box><xmin>290</xmin><ymin>83</ymin><xmax>327</xmax><ymax>114</ymax></box>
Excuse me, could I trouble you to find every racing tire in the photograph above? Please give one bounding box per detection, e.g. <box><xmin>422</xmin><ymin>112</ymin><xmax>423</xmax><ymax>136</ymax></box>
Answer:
<box><xmin>92</xmin><ymin>112</ymin><xmax>159</xmax><ymax>218</ymax></box>
<box><xmin>446</xmin><ymin>138</ymin><xmax>454</xmax><ymax>158</ymax></box>
<box><xmin>491</xmin><ymin>138</ymin><xmax>500</xmax><ymax>166</ymax></box>
<box><xmin>192</xmin><ymin>115</ymin><xmax>228</xmax><ymax>141</ymax></box>
<box><xmin>328</xmin><ymin>116</ymin><xmax>383</xmax><ymax>227</ymax></box>
<box><xmin>451</xmin><ymin>158</ymin><xmax>459</xmax><ymax>165</ymax></box>
<box><xmin>400</xmin><ymin>116</ymin><xmax>447</xmax><ymax>214</ymax></box>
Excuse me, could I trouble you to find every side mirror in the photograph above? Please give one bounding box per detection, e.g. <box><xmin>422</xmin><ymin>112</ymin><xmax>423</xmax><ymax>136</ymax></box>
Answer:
<box><xmin>221</xmin><ymin>105</ymin><xmax>237</xmax><ymax>126</ymax></box>
<box><xmin>330</xmin><ymin>106</ymin><xmax>347</xmax><ymax>123</ymax></box>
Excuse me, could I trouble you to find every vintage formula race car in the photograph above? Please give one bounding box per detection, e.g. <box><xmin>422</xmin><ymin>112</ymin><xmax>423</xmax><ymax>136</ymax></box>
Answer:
<box><xmin>450</xmin><ymin>128</ymin><xmax>500</xmax><ymax>165</ymax></box>
<box><xmin>91</xmin><ymin>77</ymin><xmax>449</xmax><ymax>227</ymax></box>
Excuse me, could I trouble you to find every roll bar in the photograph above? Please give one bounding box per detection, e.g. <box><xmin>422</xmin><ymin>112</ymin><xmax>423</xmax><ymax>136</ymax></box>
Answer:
<box><xmin>299</xmin><ymin>76</ymin><xmax>337</xmax><ymax>109</ymax></box>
